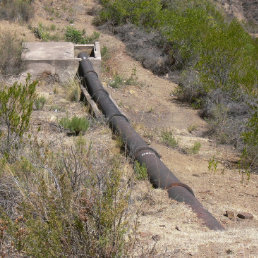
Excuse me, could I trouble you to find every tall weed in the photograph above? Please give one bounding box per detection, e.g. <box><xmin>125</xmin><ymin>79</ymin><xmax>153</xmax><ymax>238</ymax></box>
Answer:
<box><xmin>0</xmin><ymin>0</ymin><xmax>34</xmax><ymax>22</ymax></box>
<box><xmin>0</xmin><ymin>139</ymin><xmax>132</xmax><ymax>256</ymax></box>
<box><xmin>0</xmin><ymin>32</ymin><xmax>23</xmax><ymax>76</ymax></box>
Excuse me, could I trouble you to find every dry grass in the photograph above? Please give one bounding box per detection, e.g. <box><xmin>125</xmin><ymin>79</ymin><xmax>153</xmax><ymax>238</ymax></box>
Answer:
<box><xmin>65</xmin><ymin>77</ymin><xmax>82</xmax><ymax>102</ymax></box>
<box><xmin>0</xmin><ymin>31</ymin><xmax>22</xmax><ymax>76</ymax></box>
<box><xmin>0</xmin><ymin>0</ymin><xmax>34</xmax><ymax>22</ymax></box>
<box><xmin>0</xmin><ymin>138</ymin><xmax>134</xmax><ymax>257</ymax></box>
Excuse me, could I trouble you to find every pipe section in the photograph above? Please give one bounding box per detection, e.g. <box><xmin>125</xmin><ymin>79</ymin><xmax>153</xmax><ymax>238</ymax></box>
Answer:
<box><xmin>78</xmin><ymin>52</ymin><xmax>224</xmax><ymax>231</ymax></box>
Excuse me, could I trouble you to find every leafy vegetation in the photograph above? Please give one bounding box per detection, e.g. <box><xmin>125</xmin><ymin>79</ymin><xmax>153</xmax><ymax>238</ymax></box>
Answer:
<box><xmin>208</xmin><ymin>156</ymin><xmax>219</xmax><ymax>173</ymax></box>
<box><xmin>98</xmin><ymin>0</ymin><xmax>258</xmax><ymax>170</ymax></box>
<box><xmin>0</xmin><ymin>75</ymin><xmax>37</xmax><ymax>158</ymax></box>
<box><xmin>109</xmin><ymin>68</ymin><xmax>138</xmax><ymax>88</ymax></box>
<box><xmin>134</xmin><ymin>161</ymin><xmax>148</xmax><ymax>180</ymax></box>
<box><xmin>0</xmin><ymin>75</ymin><xmax>132</xmax><ymax>256</ymax></box>
<box><xmin>34</xmin><ymin>96</ymin><xmax>46</xmax><ymax>110</ymax></box>
<box><xmin>0</xmin><ymin>138</ymin><xmax>132</xmax><ymax>257</ymax></box>
<box><xmin>161</xmin><ymin>130</ymin><xmax>178</xmax><ymax>148</ymax></box>
<box><xmin>188</xmin><ymin>142</ymin><xmax>201</xmax><ymax>155</ymax></box>
<box><xmin>59</xmin><ymin>116</ymin><xmax>90</xmax><ymax>135</ymax></box>
<box><xmin>31</xmin><ymin>23</ymin><xmax>60</xmax><ymax>41</ymax></box>
<box><xmin>65</xmin><ymin>26</ymin><xmax>100</xmax><ymax>44</ymax></box>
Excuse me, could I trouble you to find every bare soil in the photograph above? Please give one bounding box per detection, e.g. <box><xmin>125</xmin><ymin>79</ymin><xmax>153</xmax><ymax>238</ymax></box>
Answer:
<box><xmin>216</xmin><ymin>0</ymin><xmax>258</xmax><ymax>35</ymax></box>
<box><xmin>216</xmin><ymin>0</ymin><xmax>258</xmax><ymax>24</ymax></box>
<box><xmin>1</xmin><ymin>0</ymin><xmax>257</xmax><ymax>256</ymax></box>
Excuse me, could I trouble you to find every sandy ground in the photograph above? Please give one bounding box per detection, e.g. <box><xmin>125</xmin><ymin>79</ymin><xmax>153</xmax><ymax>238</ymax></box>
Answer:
<box><xmin>1</xmin><ymin>0</ymin><xmax>257</xmax><ymax>256</ymax></box>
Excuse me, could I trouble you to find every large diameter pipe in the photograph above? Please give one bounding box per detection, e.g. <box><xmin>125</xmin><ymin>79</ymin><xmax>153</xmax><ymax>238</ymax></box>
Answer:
<box><xmin>78</xmin><ymin>53</ymin><xmax>224</xmax><ymax>231</ymax></box>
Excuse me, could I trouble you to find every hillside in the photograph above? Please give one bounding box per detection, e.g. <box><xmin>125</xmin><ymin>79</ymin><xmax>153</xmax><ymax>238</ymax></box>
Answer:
<box><xmin>0</xmin><ymin>0</ymin><xmax>257</xmax><ymax>257</ymax></box>
<box><xmin>216</xmin><ymin>0</ymin><xmax>258</xmax><ymax>23</ymax></box>
<box><xmin>216</xmin><ymin>0</ymin><xmax>258</xmax><ymax>34</ymax></box>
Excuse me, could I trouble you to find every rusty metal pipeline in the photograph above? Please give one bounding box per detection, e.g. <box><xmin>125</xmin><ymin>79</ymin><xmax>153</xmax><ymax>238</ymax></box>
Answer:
<box><xmin>78</xmin><ymin>52</ymin><xmax>224</xmax><ymax>231</ymax></box>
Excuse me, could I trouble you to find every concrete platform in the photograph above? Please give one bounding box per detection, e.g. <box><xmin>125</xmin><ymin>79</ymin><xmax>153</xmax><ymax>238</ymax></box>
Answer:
<box><xmin>21</xmin><ymin>42</ymin><xmax>101</xmax><ymax>83</ymax></box>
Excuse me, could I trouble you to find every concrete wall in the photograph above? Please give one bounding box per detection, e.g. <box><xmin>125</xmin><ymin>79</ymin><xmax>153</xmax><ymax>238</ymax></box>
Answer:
<box><xmin>22</xmin><ymin>42</ymin><xmax>102</xmax><ymax>83</ymax></box>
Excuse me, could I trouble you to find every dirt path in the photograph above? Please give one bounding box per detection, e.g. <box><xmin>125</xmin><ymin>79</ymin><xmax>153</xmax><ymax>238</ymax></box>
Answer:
<box><xmin>4</xmin><ymin>0</ymin><xmax>257</xmax><ymax>256</ymax></box>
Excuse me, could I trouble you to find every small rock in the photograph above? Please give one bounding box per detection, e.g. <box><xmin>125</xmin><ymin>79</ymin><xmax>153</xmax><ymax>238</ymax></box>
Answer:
<box><xmin>175</xmin><ymin>226</ymin><xmax>181</xmax><ymax>231</ymax></box>
<box><xmin>237</xmin><ymin>212</ymin><xmax>253</xmax><ymax>220</ymax></box>
<box><xmin>226</xmin><ymin>249</ymin><xmax>233</xmax><ymax>254</ymax></box>
<box><xmin>129</xmin><ymin>89</ymin><xmax>136</xmax><ymax>95</ymax></box>
<box><xmin>50</xmin><ymin>115</ymin><xmax>56</xmax><ymax>122</ymax></box>
<box><xmin>192</xmin><ymin>174</ymin><xmax>200</xmax><ymax>177</ymax></box>
<box><xmin>152</xmin><ymin>234</ymin><xmax>160</xmax><ymax>241</ymax></box>
<box><xmin>224</xmin><ymin>210</ymin><xmax>235</xmax><ymax>220</ymax></box>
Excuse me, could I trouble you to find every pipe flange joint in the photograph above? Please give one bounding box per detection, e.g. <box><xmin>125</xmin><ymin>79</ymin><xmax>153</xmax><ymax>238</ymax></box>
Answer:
<box><xmin>134</xmin><ymin>146</ymin><xmax>161</xmax><ymax>159</ymax></box>
<box><xmin>91</xmin><ymin>88</ymin><xmax>109</xmax><ymax>99</ymax></box>
<box><xmin>107</xmin><ymin>113</ymin><xmax>129</xmax><ymax>123</ymax></box>
<box><xmin>166</xmin><ymin>182</ymin><xmax>195</xmax><ymax>197</ymax></box>
<box><xmin>82</xmin><ymin>69</ymin><xmax>99</xmax><ymax>78</ymax></box>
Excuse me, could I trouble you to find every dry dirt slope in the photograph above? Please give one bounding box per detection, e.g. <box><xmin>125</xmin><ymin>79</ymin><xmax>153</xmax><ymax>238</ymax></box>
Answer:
<box><xmin>1</xmin><ymin>0</ymin><xmax>258</xmax><ymax>256</ymax></box>
<box><xmin>215</xmin><ymin>0</ymin><xmax>258</xmax><ymax>24</ymax></box>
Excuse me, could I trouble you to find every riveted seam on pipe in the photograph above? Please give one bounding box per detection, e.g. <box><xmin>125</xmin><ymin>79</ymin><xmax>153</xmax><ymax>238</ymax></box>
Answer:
<box><xmin>107</xmin><ymin>113</ymin><xmax>129</xmax><ymax>123</ymax></box>
<box><xmin>134</xmin><ymin>146</ymin><xmax>161</xmax><ymax>159</ymax></box>
<box><xmin>91</xmin><ymin>88</ymin><xmax>109</xmax><ymax>99</ymax></box>
<box><xmin>166</xmin><ymin>182</ymin><xmax>195</xmax><ymax>197</ymax></box>
<box><xmin>82</xmin><ymin>69</ymin><xmax>99</xmax><ymax>77</ymax></box>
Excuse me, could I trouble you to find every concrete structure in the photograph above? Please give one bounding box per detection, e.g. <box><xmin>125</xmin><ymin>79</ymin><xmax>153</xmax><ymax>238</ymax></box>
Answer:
<box><xmin>21</xmin><ymin>42</ymin><xmax>101</xmax><ymax>83</ymax></box>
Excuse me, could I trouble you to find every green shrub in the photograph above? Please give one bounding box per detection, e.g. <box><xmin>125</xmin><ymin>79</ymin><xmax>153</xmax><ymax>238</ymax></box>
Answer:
<box><xmin>34</xmin><ymin>96</ymin><xmax>46</xmax><ymax>110</ymax></box>
<box><xmin>0</xmin><ymin>32</ymin><xmax>22</xmax><ymax>76</ymax></box>
<box><xmin>65</xmin><ymin>26</ymin><xmax>100</xmax><ymax>44</ymax></box>
<box><xmin>86</xmin><ymin>31</ymin><xmax>100</xmax><ymax>43</ymax></box>
<box><xmin>110</xmin><ymin>68</ymin><xmax>138</xmax><ymax>88</ymax></box>
<box><xmin>0</xmin><ymin>0</ymin><xmax>34</xmax><ymax>22</ymax></box>
<box><xmin>125</xmin><ymin>67</ymin><xmax>138</xmax><ymax>85</ymax></box>
<box><xmin>0</xmin><ymin>140</ymin><xmax>131</xmax><ymax>257</ymax></box>
<box><xmin>208</xmin><ymin>156</ymin><xmax>218</xmax><ymax>173</ymax></box>
<box><xmin>161</xmin><ymin>130</ymin><xmax>178</xmax><ymax>148</ymax></box>
<box><xmin>31</xmin><ymin>23</ymin><xmax>60</xmax><ymax>41</ymax></box>
<box><xmin>134</xmin><ymin>161</ymin><xmax>148</xmax><ymax>180</ymax></box>
<box><xmin>98</xmin><ymin>0</ymin><xmax>258</xmax><ymax>171</ymax></box>
<box><xmin>59</xmin><ymin>116</ymin><xmax>90</xmax><ymax>135</ymax></box>
<box><xmin>0</xmin><ymin>74</ymin><xmax>37</xmax><ymax>156</ymax></box>
<box><xmin>99</xmin><ymin>0</ymin><xmax>162</xmax><ymax>28</ymax></box>
<box><xmin>188</xmin><ymin>141</ymin><xmax>201</xmax><ymax>154</ymax></box>
<box><xmin>109</xmin><ymin>73</ymin><xmax>124</xmax><ymax>88</ymax></box>
<box><xmin>65</xmin><ymin>26</ymin><xmax>86</xmax><ymax>44</ymax></box>
<box><xmin>187</xmin><ymin>124</ymin><xmax>197</xmax><ymax>133</ymax></box>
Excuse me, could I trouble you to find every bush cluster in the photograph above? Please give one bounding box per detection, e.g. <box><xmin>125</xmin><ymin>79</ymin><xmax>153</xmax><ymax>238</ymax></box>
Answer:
<box><xmin>34</xmin><ymin>96</ymin><xmax>46</xmax><ymax>110</ymax></box>
<box><xmin>0</xmin><ymin>76</ymin><xmax>132</xmax><ymax>256</ymax></box>
<box><xmin>31</xmin><ymin>23</ymin><xmax>60</xmax><ymax>41</ymax></box>
<box><xmin>98</xmin><ymin>0</ymin><xmax>258</xmax><ymax>170</ymax></box>
<box><xmin>65</xmin><ymin>26</ymin><xmax>100</xmax><ymax>44</ymax></box>
<box><xmin>0</xmin><ymin>75</ymin><xmax>37</xmax><ymax>158</ymax></box>
<box><xmin>0</xmin><ymin>139</ymin><xmax>132</xmax><ymax>257</ymax></box>
<box><xmin>59</xmin><ymin>116</ymin><xmax>90</xmax><ymax>135</ymax></box>
<box><xmin>161</xmin><ymin>130</ymin><xmax>178</xmax><ymax>148</ymax></box>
